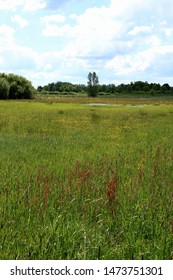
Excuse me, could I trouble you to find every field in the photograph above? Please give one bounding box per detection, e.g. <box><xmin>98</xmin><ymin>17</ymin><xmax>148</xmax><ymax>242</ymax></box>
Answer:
<box><xmin>0</xmin><ymin>97</ymin><xmax>173</xmax><ymax>260</ymax></box>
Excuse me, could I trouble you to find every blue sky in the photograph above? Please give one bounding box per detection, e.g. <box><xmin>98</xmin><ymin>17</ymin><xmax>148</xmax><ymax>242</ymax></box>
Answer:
<box><xmin>1</xmin><ymin>0</ymin><xmax>173</xmax><ymax>87</ymax></box>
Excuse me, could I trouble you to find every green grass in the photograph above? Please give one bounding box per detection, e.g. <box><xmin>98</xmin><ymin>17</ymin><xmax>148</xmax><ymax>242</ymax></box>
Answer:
<box><xmin>0</xmin><ymin>98</ymin><xmax>173</xmax><ymax>260</ymax></box>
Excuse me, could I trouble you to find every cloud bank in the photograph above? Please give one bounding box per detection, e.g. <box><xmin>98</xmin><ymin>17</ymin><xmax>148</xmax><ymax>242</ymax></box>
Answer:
<box><xmin>0</xmin><ymin>0</ymin><xmax>173</xmax><ymax>86</ymax></box>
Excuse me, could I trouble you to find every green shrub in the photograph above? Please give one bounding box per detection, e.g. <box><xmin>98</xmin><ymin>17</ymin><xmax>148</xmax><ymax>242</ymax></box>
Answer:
<box><xmin>0</xmin><ymin>78</ymin><xmax>9</xmax><ymax>99</ymax></box>
<box><xmin>0</xmin><ymin>72</ymin><xmax>35</xmax><ymax>99</ymax></box>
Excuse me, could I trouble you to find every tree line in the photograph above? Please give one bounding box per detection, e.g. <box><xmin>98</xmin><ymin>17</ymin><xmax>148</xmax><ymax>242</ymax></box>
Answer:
<box><xmin>0</xmin><ymin>73</ymin><xmax>35</xmax><ymax>99</ymax></box>
<box><xmin>1</xmin><ymin>71</ymin><xmax>173</xmax><ymax>99</ymax></box>
<box><xmin>38</xmin><ymin>72</ymin><xmax>173</xmax><ymax>97</ymax></box>
<box><xmin>37</xmin><ymin>81</ymin><xmax>86</xmax><ymax>95</ymax></box>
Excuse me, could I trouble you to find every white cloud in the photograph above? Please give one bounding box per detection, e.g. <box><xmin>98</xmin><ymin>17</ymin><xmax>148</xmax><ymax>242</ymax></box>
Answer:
<box><xmin>106</xmin><ymin>44</ymin><xmax>173</xmax><ymax>78</ymax></box>
<box><xmin>0</xmin><ymin>0</ymin><xmax>23</xmax><ymax>10</ymax></box>
<box><xmin>41</xmin><ymin>5</ymin><xmax>123</xmax><ymax>58</ymax></box>
<box><xmin>128</xmin><ymin>25</ymin><xmax>151</xmax><ymax>36</ymax></box>
<box><xmin>1</xmin><ymin>0</ymin><xmax>173</xmax><ymax>86</ymax></box>
<box><xmin>0</xmin><ymin>24</ymin><xmax>41</xmax><ymax>74</ymax></box>
<box><xmin>0</xmin><ymin>24</ymin><xmax>15</xmax><ymax>35</ymax></box>
<box><xmin>109</xmin><ymin>0</ymin><xmax>150</xmax><ymax>18</ymax></box>
<box><xmin>23</xmin><ymin>0</ymin><xmax>46</xmax><ymax>11</ymax></box>
<box><xmin>40</xmin><ymin>14</ymin><xmax>67</xmax><ymax>37</ymax></box>
<box><xmin>69</xmin><ymin>13</ymin><xmax>78</xmax><ymax>20</ymax></box>
<box><xmin>0</xmin><ymin>0</ymin><xmax>46</xmax><ymax>11</ymax></box>
<box><xmin>106</xmin><ymin>52</ymin><xmax>151</xmax><ymax>76</ymax></box>
<box><xmin>40</xmin><ymin>14</ymin><xmax>65</xmax><ymax>24</ymax></box>
<box><xmin>11</xmin><ymin>14</ymin><xmax>28</xmax><ymax>28</ymax></box>
<box><xmin>0</xmin><ymin>56</ymin><xmax>5</xmax><ymax>65</ymax></box>
<box><xmin>162</xmin><ymin>27</ymin><xmax>173</xmax><ymax>36</ymax></box>
<box><xmin>35</xmin><ymin>0</ymin><xmax>173</xmax><ymax>85</ymax></box>
<box><xmin>42</xmin><ymin>24</ymin><xmax>72</xmax><ymax>37</ymax></box>
<box><xmin>148</xmin><ymin>35</ymin><xmax>161</xmax><ymax>47</ymax></box>
<box><xmin>0</xmin><ymin>24</ymin><xmax>15</xmax><ymax>50</ymax></box>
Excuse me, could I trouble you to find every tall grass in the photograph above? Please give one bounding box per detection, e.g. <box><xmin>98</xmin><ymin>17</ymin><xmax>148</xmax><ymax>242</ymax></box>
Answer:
<box><xmin>0</xmin><ymin>99</ymin><xmax>173</xmax><ymax>259</ymax></box>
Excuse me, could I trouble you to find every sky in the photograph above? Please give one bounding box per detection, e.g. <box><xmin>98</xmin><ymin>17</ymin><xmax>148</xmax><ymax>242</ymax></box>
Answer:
<box><xmin>1</xmin><ymin>0</ymin><xmax>173</xmax><ymax>87</ymax></box>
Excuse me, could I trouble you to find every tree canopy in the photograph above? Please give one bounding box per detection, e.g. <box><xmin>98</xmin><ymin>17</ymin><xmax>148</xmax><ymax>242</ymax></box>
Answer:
<box><xmin>0</xmin><ymin>73</ymin><xmax>35</xmax><ymax>99</ymax></box>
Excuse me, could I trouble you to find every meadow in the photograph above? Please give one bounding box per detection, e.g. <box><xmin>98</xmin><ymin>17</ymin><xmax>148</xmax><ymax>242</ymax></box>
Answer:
<box><xmin>0</xmin><ymin>97</ymin><xmax>173</xmax><ymax>259</ymax></box>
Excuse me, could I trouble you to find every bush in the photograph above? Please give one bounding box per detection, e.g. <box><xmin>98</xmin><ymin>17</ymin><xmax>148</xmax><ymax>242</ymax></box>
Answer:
<box><xmin>0</xmin><ymin>78</ymin><xmax>10</xmax><ymax>99</ymax></box>
<box><xmin>0</xmin><ymin>72</ymin><xmax>35</xmax><ymax>99</ymax></box>
<box><xmin>150</xmin><ymin>89</ymin><xmax>156</xmax><ymax>96</ymax></box>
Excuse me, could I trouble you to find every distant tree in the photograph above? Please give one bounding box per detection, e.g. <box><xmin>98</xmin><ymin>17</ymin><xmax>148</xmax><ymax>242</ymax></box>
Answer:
<box><xmin>0</xmin><ymin>78</ymin><xmax>10</xmax><ymax>99</ymax></box>
<box><xmin>152</xmin><ymin>84</ymin><xmax>159</xmax><ymax>91</ymax></box>
<box><xmin>150</xmin><ymin>89</ymin><xmax>156</xmax><ymax>96</ymax></box>
<box><xmin>162</xmin><ymin>83</ymin><xmax>170</xmax><ymax>90</ymax></box>
<box><xmin>116</xmin><ymin>84</ymin><xmax>124</xmax><ymax>93</ymax></box>
<box><xmin>134</xmin><ymin>81</ymin><xmax>145</xmax><ymax>91</ymax></box>
<box><xmin>87</xmin><ymin>72</ymin><xmax>99</xmax><ymax>97</ymax></box>
<box><xmin>127</xmin><ymin>85</ymin><xmax>132</xmax><ymax>92</ymax></box>
<box><xmin>144</xmin><ymin>85</ymin><xmax>150</xmax><ymax>92</ymax></box>
<box><xmin>135</xmin><ymin>86</ymin><xmax>140</xmax><ymax>91</ymax></box>
<box><xmin>37</xmin><ymin>86</ymin><xmax>43</xmax><ymax>92</ymax></box>
<box><xmin>161</xmin><ymin>84</ymin><xmax>167</xmax><ymax>94</ymax></box>
<box><xmin>101</xmin><ymin>84</ymin><xmax>107</xmax><ymax>93</ymax></box>
<box><xmin>109</xmin><ymin>84</ymin><xmax>116</xmax><ymax>93</ymax></box>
